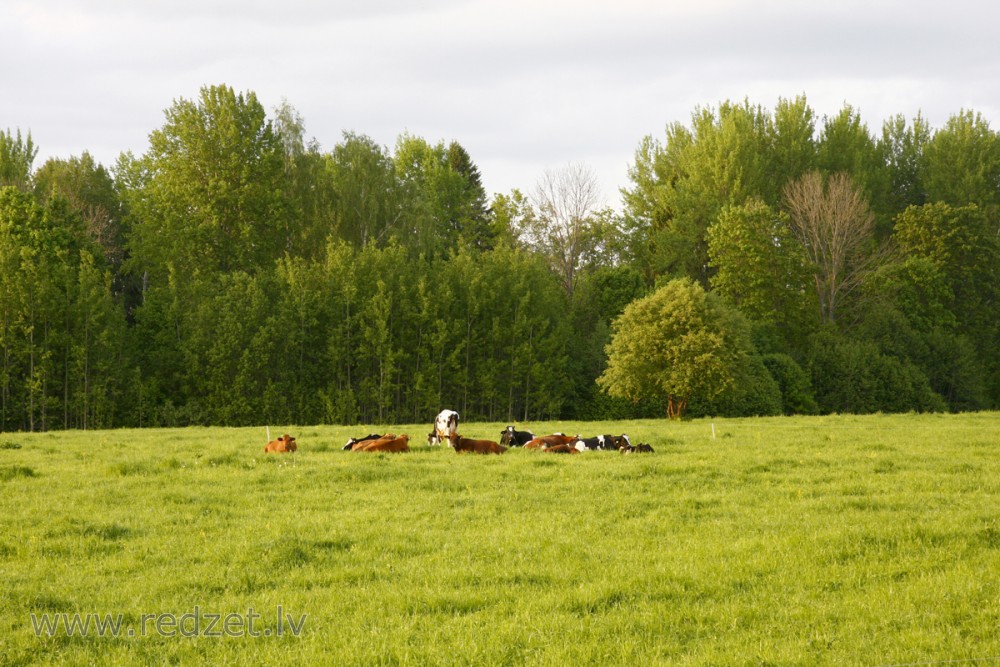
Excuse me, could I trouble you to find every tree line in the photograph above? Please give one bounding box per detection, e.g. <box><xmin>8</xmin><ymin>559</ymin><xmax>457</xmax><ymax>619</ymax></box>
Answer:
<box><xmin>1</xmin><ymin>86</ymin><xmax>997</xmax><ymax>430</ymax></box>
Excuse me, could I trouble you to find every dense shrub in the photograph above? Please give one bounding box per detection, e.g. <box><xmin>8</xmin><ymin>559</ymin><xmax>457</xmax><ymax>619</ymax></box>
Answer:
<box><xmin>761</xmin><ymin>353</ymin><xmax>818</xmax><ymax>415</ymax></box>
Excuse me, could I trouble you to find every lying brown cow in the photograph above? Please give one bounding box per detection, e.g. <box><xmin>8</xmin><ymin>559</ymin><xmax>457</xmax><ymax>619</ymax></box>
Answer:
<box><xmin>543</xmin><ymin>443</ymin><xmax>579</xmax><ymax>454</ymax></box>
<box><xmin>343</xmin><ymin>433</ymin><xmax>384</xmax><ymax>451</ymax></box>
<box><xmin>346</xmin><ymin>434</ymin><xmax>396</xmax><ymax>451</ymax></box>
<box><xmin>354</xmin><ymin>434</ymin><xmax>409</xmax><ymax>453</ymax></box>
<box><xmin>264</xmin><ymin>434</ymin><xmax>297</xmax><ymax>453</ymax></box>
<box><xmin>524</xmin><ymin>434</ymin><xmax>577</xmax><ymax>450</ymax></box>
<box><xmin>448</xmin><ymin>433</ymin><xmax>507</xmax><ymax>455</ymax></box>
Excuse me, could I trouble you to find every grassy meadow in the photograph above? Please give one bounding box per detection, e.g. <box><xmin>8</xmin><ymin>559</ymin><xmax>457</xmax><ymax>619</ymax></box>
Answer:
<box><xmin>0</xmin><ymin>413</ymin><xmax>998</xmax><ymax>666</ymax></box>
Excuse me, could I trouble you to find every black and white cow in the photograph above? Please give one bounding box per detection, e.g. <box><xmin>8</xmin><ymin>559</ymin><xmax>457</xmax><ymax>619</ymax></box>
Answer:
<box><xmin>620</xmin><ymin>442</ymin><xmax>654</xmax><ymax>454</ymax></box>
<box><xmin>572</xmin><ymin>434</ymin><xmax>617</xmax><ymax>452</ymax></box>
<box><xmin>429</xmin><ymin>409</ymin><xmax>459</xmax><ymax>446</ymax></box>
<box><xmin>499</xmin><ymin>425</ymin><xmax>535</xmax><ymax>447</ymax></box>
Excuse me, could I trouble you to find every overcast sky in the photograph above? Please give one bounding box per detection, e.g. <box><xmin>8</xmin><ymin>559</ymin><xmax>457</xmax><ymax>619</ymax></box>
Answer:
<box><xmin>4</xmin><ymin>0</ymin><xmax>999</xmax><ymax>208</ymax></box>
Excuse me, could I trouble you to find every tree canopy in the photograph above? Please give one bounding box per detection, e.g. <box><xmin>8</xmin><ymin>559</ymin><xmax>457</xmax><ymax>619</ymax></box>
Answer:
<box><xmin>1</xmin><ymin>88</ymin><xmax>998</xmax><ymax>430</ymax></box>
<box><xmin>597</xmin><ymin>278</ymin><xmax>753</xmax><ymax>419</ymax></box>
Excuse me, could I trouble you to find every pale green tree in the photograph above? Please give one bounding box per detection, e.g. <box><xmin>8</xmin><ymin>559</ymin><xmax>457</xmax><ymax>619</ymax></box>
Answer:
<box><xmin>597</xmin><ymin>278</ymin><xmax>752</xmax><ymax>419</ymax></box>
<box><xmin>0</xmin><ymin>129</ymin><xmax>37</xmax><ymax>191</ymax></box>
<box><xmin>121</xmin><ymin>84</ymin><xmax>289</xmax><ymax>283</ymax></box>
<box><xmin>324</xmin><ymin>132</ymin><xmax>403</xmax><ymax>249</ymax></box>
<box><xmin>393</xmin><ymin>134</ymin><xmax>490</xmax><ymax>258</ymax></box>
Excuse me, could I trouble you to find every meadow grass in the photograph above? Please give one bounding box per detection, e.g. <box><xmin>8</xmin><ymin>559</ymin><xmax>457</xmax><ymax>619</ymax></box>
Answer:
<box><xmin>0</xmin><ymin>413</ymin><xmax>998</xmax><ymax>666</ymax></box>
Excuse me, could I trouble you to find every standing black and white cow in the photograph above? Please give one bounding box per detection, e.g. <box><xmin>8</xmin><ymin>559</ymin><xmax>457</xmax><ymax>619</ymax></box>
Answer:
<box><xmin>499</xmin><ymin>425</ymin><xmax>535</xmax><ymax>447</ymax></box>
<box><xmin>428</xmin><ymin>409</ymin><xmax>459</xmax><ymax>446</ymax></box>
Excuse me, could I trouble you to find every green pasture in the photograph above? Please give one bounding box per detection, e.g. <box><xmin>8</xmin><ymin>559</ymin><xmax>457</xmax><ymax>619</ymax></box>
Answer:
<box><xmin>1</xmin><ymin>413</ymin><xmax>998</xmax><ymax>665</ymax></box>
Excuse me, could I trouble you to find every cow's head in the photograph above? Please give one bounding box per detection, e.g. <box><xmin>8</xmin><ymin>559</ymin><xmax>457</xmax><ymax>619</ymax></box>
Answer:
<box><xmin>499</xmin><ymin>425</ymin><xmax>515</xmax><ymax>445</ymax></box>
<box><xmin>613</xmin><ymin>434</ymin><xmax>631</xmax><ymax>449</ymax></box>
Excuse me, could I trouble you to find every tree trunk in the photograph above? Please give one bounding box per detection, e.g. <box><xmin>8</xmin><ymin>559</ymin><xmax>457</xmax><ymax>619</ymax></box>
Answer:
<box><xmin>667</xmin><ymin>395</ymin><xmax>688</xmax><ymax>420</ymax></box>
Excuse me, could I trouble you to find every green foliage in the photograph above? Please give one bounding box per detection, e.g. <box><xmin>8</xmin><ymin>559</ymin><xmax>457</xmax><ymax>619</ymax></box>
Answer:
<box><xmin>806</xmin><ymin>329</ymin><xmax>946</xmax><ymax>414</ymax></box>
<box><xmin>623</xmin><ymin>100</ymin><xmax>777</xmax><ymax>283</ymax></box>
<box><xmin>708</xmin><ymin>198</ymin><xmax>815</xmax><ymax>344</ymax></box>
<box><xmin>893</xmin><ymin>202</ymin><xmax>1000</xmax><ymax>407</ymax></box>
<box><xmin>324</xmin><ymin>132</ymin><xmax>403</xmax><ymax>249</ymax></box>
<box><xmin>816</xmin><ymin>105</ymin><xmax>887</xmax><ymax>212</ymax></box>
<box><xmin>0</xmin><ymin>128</ymin><xmax>37</xmax><ymax>191</ymax></box>
<box><xmin>861</xmin><ymin>256</ymin><xmax>955</xmax><ymax>334</ymax></box>
<box><xmin>0</xmin><ymin>187</ymin><xmax>127</xmax><ymax>431</ymax></box>
<box><xmin>761</xmin><ymin>353</ymin><xmax>819</xmax><ymax>415</ymax></box>
<box><xmin>597</xmin><ymin>278</ymin><xmax>753</xmax><ymax>418</ymax></box>
<box><xmin>922</xmin><ymin>109</ymin><xmax>1000</xmax><ymax>215</ymax></box>
<box><xmin>5</xmin><ymin>88</ymin><xmax>1000</xmax><ymax>425</ymax></box>
<box><xmin>689</xmin><ymin>352</ymin><xmax>783</xmax><ymax>418</ymax></box>
<box><xmin>446</xmin><ymin>141</ymin><xmax>492</xmax><ymax>249</ymax></box>
<box><xmin>123</xmin><ymin>240</ymin><xmax>572</xmax><ymax>426</ymax></box>
<box><xmin>878</xmin><ymin>113</ymin><xmax>931</xmax><ymax>219</ymax></box>
<box><xmin>122</xmin><ymin>84</ymin><xmax>289</xmax><ymax>283</ymax></box>
<box><xmin>893</xmin><ymin>202</ymin><xmax>999</xmax><ymax>329</ymax></box>
<box><xmin>921</xmin><ymin>329</ymin><xmax>990</xmax><ymax>412</ymax></box>
<box><xmin>33</xmin><ymin>152</ymin><xmax>124</xmax><ymax>269</ymax></box>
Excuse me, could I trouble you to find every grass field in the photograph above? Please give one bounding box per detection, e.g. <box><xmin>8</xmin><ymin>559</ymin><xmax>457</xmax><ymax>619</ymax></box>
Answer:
<box><xmin>1</xmin><ymin>413</ymin><xmax>998</xmax><ymax>666</ymax></box>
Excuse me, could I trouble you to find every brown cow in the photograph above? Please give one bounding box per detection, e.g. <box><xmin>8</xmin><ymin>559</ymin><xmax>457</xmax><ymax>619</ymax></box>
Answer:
<box><xmin>264</xmin><ymin>434</ymin><xmax>297</xmax><ymax>453</ymax></box>
<box><xmin>348</xmin><ymin>434</ymin><xmax>396</xmax><ymax>451</ymax></box>
<box><xmin>354</xmin><ymin>434</ymin><xmax>409</xmax><ymax>453</ymax></box>
<box><xmin>448</xmin><ymin>433</ymin><xmax>507</xmax><ymax>455</ymax></box>
<box><xmin>343</xmin><ymin>433</ymin><xmax>384</xmax><ymax>451</ymax></box>
<box><xmin>543</xmin><ymin>443</ymin><xmax>579</xmax><ymax>454</ymax></box>
<box><xmin>524</xmin><ymin>434</ymin><xmax>577</xmax><ymax>450</ymax></box>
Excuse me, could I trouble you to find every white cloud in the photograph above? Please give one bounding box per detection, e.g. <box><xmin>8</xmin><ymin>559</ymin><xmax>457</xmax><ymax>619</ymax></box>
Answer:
<box><xmin>4</xmin><ymin>0</ymin><xmax>999</xmax><ymax>205</ymax></box>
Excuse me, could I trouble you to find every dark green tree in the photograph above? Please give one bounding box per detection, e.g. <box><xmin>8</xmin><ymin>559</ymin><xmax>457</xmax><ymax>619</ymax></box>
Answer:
<box><xmin>34</xmin><ymin>152</ymin><xmax>125</xmax><ymax>271</ymax></box>
<box><xmin>878</xmin><ymin>113</ymin><xmax>931</xmax><ymax>215</ymax></box>
<box><xmin>923</xmin><ymin>110</ymin><xmax>1000</xmax><ymax>218</ymax></box>
<box><xmin>708</xmin><ymin>198</ymin><xmax>815</xmax><ymax>346</ymax></box>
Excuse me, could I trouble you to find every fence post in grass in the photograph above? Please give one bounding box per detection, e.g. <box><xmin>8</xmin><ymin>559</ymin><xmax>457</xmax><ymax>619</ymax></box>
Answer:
<box><xmin>711</xmin><ymin>423</ymin><xmax>716</xmax><ymax>440</ymax></box>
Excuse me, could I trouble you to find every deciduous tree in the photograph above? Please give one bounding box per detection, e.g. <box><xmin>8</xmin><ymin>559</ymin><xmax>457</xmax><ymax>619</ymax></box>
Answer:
<box><xmin>521</xmin><ymin>163</ymin><xmax>604</xmax><ymax>299</ymax></box>
<box><xmin>708</xmin><ymin>198</ymin><xmax>815</xmax><ymax>343</ymax></box>
<box><xmin>597</xmin><ymin>278</ymin><xmax>752</xmax><ymax>419</ymax></box>
<box><xmin>783</xmin><ymin>171</ymin><xmax>885</xmax><ymax>323</ymax></box>
<box><xmin>0</xmin><ymin>129</ymin><xmax>37</xmax><ymax>191</ymax></box>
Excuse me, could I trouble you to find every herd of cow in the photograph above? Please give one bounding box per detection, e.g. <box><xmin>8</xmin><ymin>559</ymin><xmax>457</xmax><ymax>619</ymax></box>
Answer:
<box><xmin>264</xmin><ymin>409</ymin><xmax>655</xmax><ymax>455</ymax></box>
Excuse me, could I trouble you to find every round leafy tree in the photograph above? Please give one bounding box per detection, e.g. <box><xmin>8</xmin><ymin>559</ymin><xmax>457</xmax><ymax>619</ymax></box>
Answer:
<box><xmin>597</xmin><ymin>278</ymin><xmax>752</xmax><ymax>419</ymax></box>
